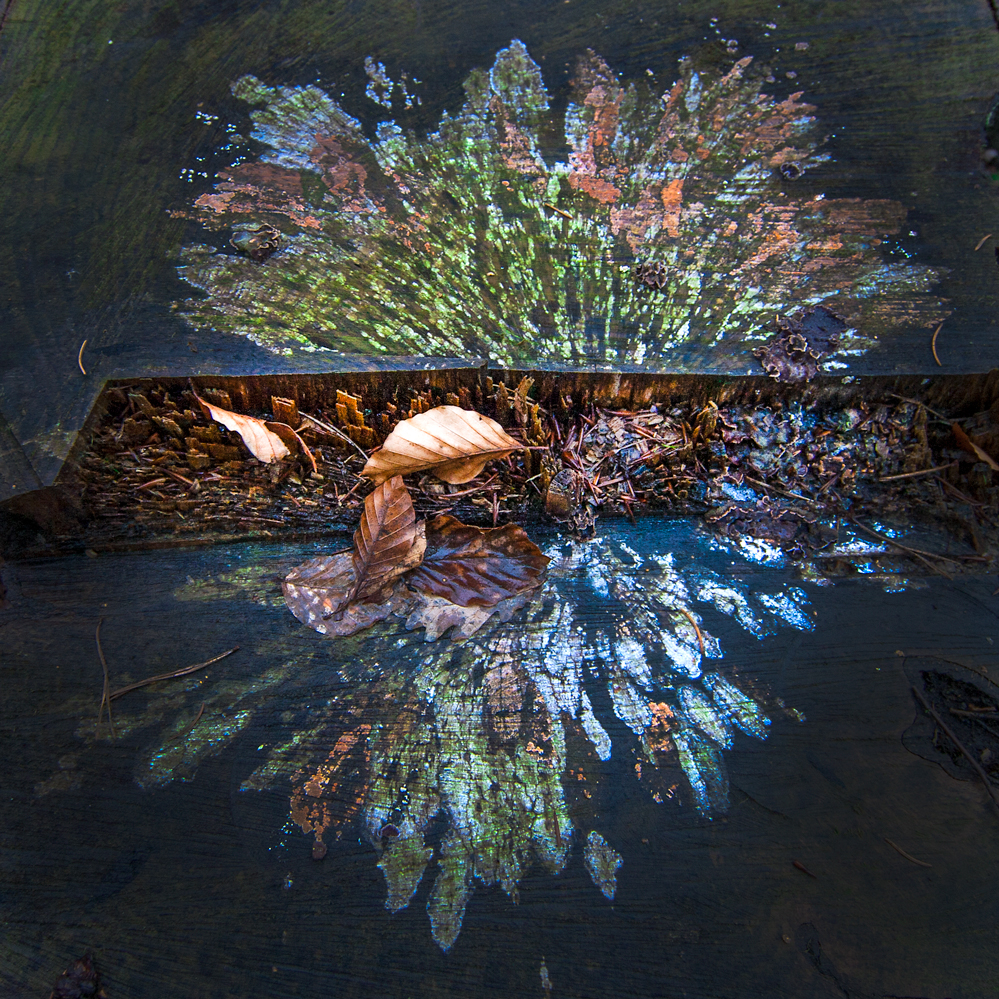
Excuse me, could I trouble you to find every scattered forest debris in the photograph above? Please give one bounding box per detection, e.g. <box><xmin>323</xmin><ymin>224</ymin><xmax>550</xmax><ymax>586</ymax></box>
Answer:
<box><xmin>362</xmin><ymin>406</ymin><xmax>520</xmax><ymax>485</ymax></box>
<box><xmin>49</xmin><ymin>953</ymin><xmax>106</xmax><ymax>999</ymax></box>
<box><xmin>283</xmin><ymin>473</ymin><xmax>549</xmax><ymax>641</ymax></box>
<box><xmin>45</xmin><ymin>373</ymin><xmax>999</xmax><ymax>578</ymax></box>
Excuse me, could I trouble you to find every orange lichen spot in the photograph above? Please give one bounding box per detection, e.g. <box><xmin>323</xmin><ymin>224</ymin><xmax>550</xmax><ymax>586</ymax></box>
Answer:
<box><xmin>643</xmin><ymin>701</ymin><xmax>675</xmax><ymax>756</ymax></box>
<box><xmin>568</xmin><ymin>173</ymin><xmax>621</xmax><ymax>204</ymax></box>
<box><xmin>661</xmin><ymin>178</ymin><xmax>684</xmax><ymax>237</ymax></box>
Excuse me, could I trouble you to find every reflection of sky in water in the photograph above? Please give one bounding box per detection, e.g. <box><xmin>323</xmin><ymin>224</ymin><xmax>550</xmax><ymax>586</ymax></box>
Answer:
<box><xmin>120</xmin><ymin>522</ymin><xmax>815</xmax><ymax>951</ymax></box>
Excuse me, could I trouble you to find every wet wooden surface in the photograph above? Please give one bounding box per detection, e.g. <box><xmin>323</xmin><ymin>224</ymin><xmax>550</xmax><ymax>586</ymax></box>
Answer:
<box><xmin>3</xmin><ymin>2</ymin><xmax>999</xmax><ymax>996</ymax></box>
<box><xmin>2</xmin><ymin>529</ymin><xmax>999</xmax><ymax>997</ymax></box>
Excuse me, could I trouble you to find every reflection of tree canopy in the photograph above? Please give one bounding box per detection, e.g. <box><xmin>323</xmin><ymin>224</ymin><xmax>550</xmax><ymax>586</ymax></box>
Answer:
<box><xmin>177</xmin><ymin>41</ymin><xmax>944</xmax><ymax>366</ymax></box>
<box><xmin>117</xmin><ymin>530</ymin><xmax>811</xmax><ymax>951</ymax></box>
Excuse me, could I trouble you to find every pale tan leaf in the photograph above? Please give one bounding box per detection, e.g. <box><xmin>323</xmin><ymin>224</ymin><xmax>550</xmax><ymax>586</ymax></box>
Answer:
<box><xmin>194</xmin><ymin>392</ymin><xmax>290</xmax><ymax>463</ymax></box>
<box><xmin>403</xmin><ymin>589</ymin><xmax>535</xmax><ymax>642</ymax></box>
<box><xmin>362</xmin><ymin>406</ymin><xmax>520</xmax><ymax>485</ymax></box>
<box><xmin>351</xmin><ymin>477</ymin><xmax>426</xmax><ymax>602</ymax></box>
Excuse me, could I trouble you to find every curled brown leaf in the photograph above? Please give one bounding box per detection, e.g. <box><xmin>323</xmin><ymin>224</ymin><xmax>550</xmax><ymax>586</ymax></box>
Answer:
<box><xmin>194</xmin><ymin>390</ymin><xmax>314</xmax><ymax>466</ymax></box>
<box><xmin>351</xmin><ymin>476</ymin><xmax>426</xmax><ymax>602</ymax></box>
<box><xmin>282</xmin><ymin>552</ymin><xmax>410</xmax><ymax>637</ymax></box>
<box><xmin>362</xmin><ymin>406</ymin><xmax>520</xmax><ymax>485</ymax></box>
<box><xmin>407</xmin><ymin>514</ymin><xmax>549</xmax><ymax>607</ymax></box>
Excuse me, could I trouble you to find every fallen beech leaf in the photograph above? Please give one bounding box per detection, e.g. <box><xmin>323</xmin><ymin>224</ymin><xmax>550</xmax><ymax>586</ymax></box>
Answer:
<box><xmin>363</xmin><ymin>406</ymin><xmax>520</xmax><ymax>485</ymax></box>
<box><xmin>407</xmin><ymin>514</ymin><xmax>549</xmax><ymax>607</ymax></box>
<box><xmin>282</xmin><ymin>552</ymin><xmax>410</xmax><ymax>637</ymax></box>
<box><xmin>194</xmin><ymin>391</ymin><xmax>290</xmax><ymax>463</ymax></box>
<box><xmin>952</xmin><ymin>422</ymin><xmax>999</xmax><ymax>472</ymax></box>
<box><xmin>265</xmin><ymin>421</ymin><xmax>317</xmax><ymax>473</ymax></box>
<box><xmin>352</xmin><ymin>476</ymin><xmax>427</xmax><ymax>602</ymax></box>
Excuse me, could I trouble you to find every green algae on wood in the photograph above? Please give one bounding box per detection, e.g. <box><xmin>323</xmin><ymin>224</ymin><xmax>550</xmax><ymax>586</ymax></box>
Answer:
<box><xmin>177</xmin><ymin>41</ymin><xmax>947</xmax><ymax>368</ymax></box>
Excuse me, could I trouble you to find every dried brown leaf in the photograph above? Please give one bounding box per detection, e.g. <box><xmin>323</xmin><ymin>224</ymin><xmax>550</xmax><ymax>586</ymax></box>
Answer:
<box><xmin>194</xmin><ymin>391</ymin><xmax>290</xmax><ymax>464</ymax></box>
<box><xmin>282</xmin><ymin>552</ymin><xmax>410</xmax><ymax>637</ymax></box>
<box><xmin>362</xmin><ymin>406</ymin><xmax>520</xmax><ymax>485</ymax></box>
<box><xmin>407</xmin><ymin>514</ymin><xmax>549</xmax><ymax>607</ymax></box>
<box><xmin>265</xmin><ymin>421</ymin><xmax>317</xmax><ymax>473</ymax></box>
<box><xmin>351</xmin><ymin>476</ymin><xmax>426</xmax><ymax>602</ymax></box>
<box><xmin>952</xmin><ymin>422</ymin><xmax>999</xmax><ymax>472</ymax></box>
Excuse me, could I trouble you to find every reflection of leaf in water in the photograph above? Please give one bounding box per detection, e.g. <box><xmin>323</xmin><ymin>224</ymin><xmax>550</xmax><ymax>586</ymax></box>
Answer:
<box><xmin>177</xmin><ymin>42</ymin><xmax>947</xmax><ymax>365</ymax></box>
<box><xmin>137</xmin><ymin>528</ymin><xmax>811</xmax><ymax>950</ymax></box>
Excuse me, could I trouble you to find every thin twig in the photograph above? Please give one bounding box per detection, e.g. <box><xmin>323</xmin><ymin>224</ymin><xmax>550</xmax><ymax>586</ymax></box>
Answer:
<box><xmin>162</xmin><ymin>467</ymin><xmax>195</xmax><ymax>488</ymax></box>
<box><xmin>185</xmin><ymin>702</ymin><xmax>206</xmax><ymax>737</ymax></box>
<box><xmin>109</xmin><ymin>647</ymin><xmax>239</xmax><ymax>701</ymax></box>
<box><xmin>299</xmin><ymin>411</ymin><xmax>369</xmax><ymax>460</ymax></box>
<box><xmin>543</xmin><ymin>202</ymin><xmax>573</xmax><ymax>220</ymax></box>
<box><xmin>792</xmin><ymin>860</ymin><xmax>817</xmax><ymax>878</ymax></box>
<box><xmin>911</xmin><ymin>684</ymin><xmax>999</xmax><ymax>813</ymax></box>
<box><xmin>931</xmin><ymin>321</ymin><xmax>944</xmax><ymax>367</ymax></box>
<box><xmin>938</xmin><ymin>477</ymin><xmax>984</xmax><ymax>507</ymax></box>
<box><xmin>77</xmin><ymin>339</ymin><xmax>88</xmax><ymax>376</ymax></box>
<box><xmin>743</xmin><ymin>475</ymin><xmax>819</xmax><ymax>509</ymax></box>
<box><xmin>679</xmin><ymin>607</ymin><xmax>705</xmax><ymax>657</ymax></box>
<box><xmin>878</xmin><ymin>462</ymin><xmax>958</xmax><ymax>482</ymax></box>
<box><xmin>884</xmin><ymin>837</ymin><xmax>932</xmax><ymax>868</ymax></box>
<box><xmin>432</xmin><ymin>475</ymin><xmax>498</xmax><ymax>499</ymax></box>
<box><xmin>886</xmin><ymin>394</ymin><xmax>958</xmax><ymax>423</ymax></box>
<box><xmin>95</xmin><ymin>619</ymin><xmax>115</xmax><ymax>739</ymax></box>
<box><xmin>975</xmin><ymin>233</ymin><xmax>993</xmax><ymax>251</ymax></box>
